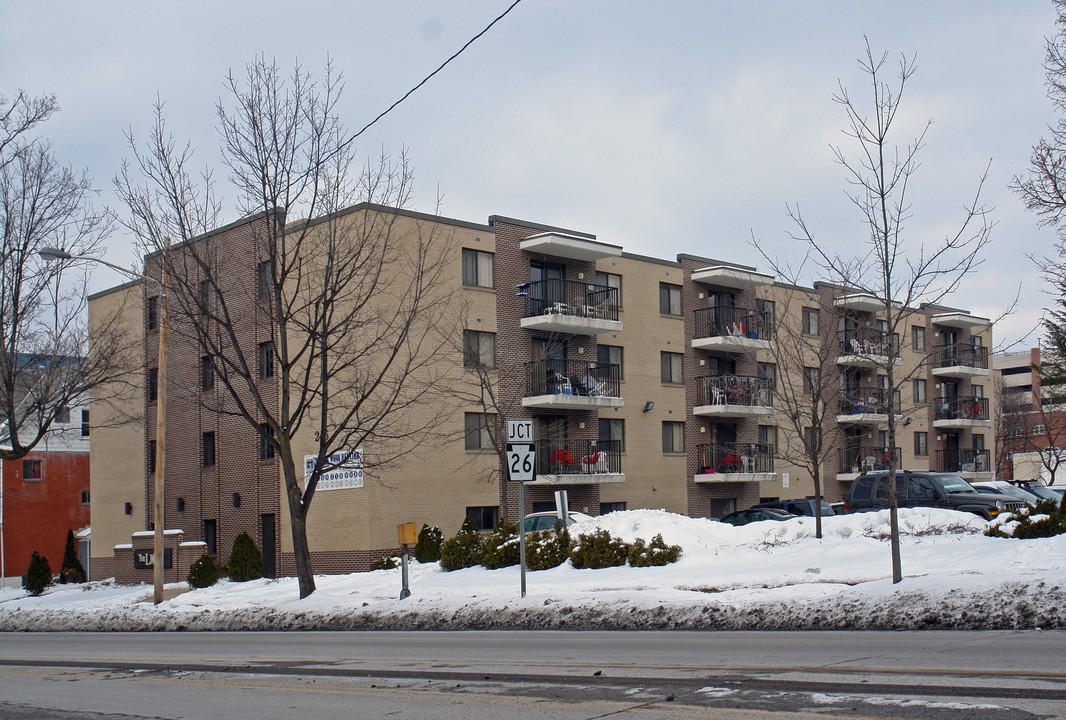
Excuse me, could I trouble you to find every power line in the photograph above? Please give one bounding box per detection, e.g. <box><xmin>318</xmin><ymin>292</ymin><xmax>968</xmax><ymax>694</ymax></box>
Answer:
<box><xmin>344</xmin><ymin>0</ymin><xmax>524</xmax><ymax>148</ymax></box>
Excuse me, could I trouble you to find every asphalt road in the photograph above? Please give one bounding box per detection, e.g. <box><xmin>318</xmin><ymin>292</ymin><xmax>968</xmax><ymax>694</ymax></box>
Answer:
<box><xmin>0</xmin><ymin>630</ymin><xmax>1063</xmax><ymax>719</ymax></box>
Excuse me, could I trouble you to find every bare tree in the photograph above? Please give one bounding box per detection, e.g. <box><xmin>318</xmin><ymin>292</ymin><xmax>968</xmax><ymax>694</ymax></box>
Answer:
<box><xmin>0</xmin><ymin>90</ymin><xmax>127</xmax><ymax>460</ymax></box>
<box><xmin>116</xmin><ymin>58</ymin><xmax>460</xmax><ymax>598</ymax></box>
<box><xmin>782</xmin><ymin>41</ymin><xmax>993</xmax><ymax>583</ymax></box>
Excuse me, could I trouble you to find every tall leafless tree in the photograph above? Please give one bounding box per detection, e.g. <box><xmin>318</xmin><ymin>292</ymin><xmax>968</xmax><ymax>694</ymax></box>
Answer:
<box><xmin>116</xmin><ymin>59</ymin><xmax>460</xmax><ymax>598</ymax></box>
<box><xmin>780</xmin><ymin>41</ymin><xmax>993</xmax><ymax>583</ymax></box>
<box><xmin>0</xmin><ymin>90</ymin><xmax>128</xmax><ymax>460</ymax></box>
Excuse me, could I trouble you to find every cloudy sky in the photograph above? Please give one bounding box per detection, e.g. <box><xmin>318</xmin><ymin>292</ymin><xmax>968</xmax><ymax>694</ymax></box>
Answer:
<box><xmin>2</xmin><ymin>1</ymin><xmax>1059</xmax><ymax>347</ymax></box>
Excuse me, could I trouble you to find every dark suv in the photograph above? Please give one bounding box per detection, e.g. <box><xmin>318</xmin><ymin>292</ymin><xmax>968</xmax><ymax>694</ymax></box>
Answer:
<box><xmin>845</xmin><ymin>471</ymin><xmax>1024</xmax><ymax>520</ymax></box>
<box><xmin>753</xmin><ymin>498</ymin><xmax>836</xmax><ymax>517</ymax></box>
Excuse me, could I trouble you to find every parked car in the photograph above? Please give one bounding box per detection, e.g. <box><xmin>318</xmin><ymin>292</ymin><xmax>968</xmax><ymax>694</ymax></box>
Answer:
<box><xmin>717</xmin><ymin>508</ymin><xmax>798</xmax><ymax>526</ymax></box>
<box><xmin>753</xmin><ymin>498</ymin><xmax>836</xmax><ymax>517</ymax></box>
<box><xmin>523</xmin><ymin>511</ymin><xmax>591</xmax><ymax>532</ymax></box>
<box><xmin>970</xmin><ymin>481</ymin><xmax>1041</xmax><ymax>505</ymax></box>
<box><xmin>844</xmin><ymin>471</ymin><xmax>1025</xmax><ymax>520</ymax></box>
<box><xmin>1018</xmin><ymin>481</ymin><xmax>1066</xmax><ymax>502</ymax></box>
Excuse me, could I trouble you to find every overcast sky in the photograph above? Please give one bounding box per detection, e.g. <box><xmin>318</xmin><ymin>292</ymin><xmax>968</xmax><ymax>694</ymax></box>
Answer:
<box><xmin>2</xmin><ymin>1</ymin><xmax>1060</xmax><ymax>348</ymax></box>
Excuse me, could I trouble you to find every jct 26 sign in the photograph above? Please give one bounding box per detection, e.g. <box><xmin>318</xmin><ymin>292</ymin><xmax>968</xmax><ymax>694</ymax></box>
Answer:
<box><xmin>304</xmin><ymin>449</ymin><xmax>364</xmax><ymax>491</ymax></box>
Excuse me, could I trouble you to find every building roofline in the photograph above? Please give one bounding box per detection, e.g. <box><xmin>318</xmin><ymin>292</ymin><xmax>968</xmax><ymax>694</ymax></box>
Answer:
<box><xmin>88</xmin><ymin>278</ymin><xmax>142</xmax><ymax>302</ymax></box>
<box><xmin>675</xmin><ymin>253</ymin><xmax>759</xmax><ymax>272</ymax></box>
<box><xmin>487</xmin><ymin>215</ymin><xmax>596</xmax><ymax>240</ymax></box>
<box><xmin>619</xmin><ymin>250</ymin><xmax>681</xmax><ymax>268</ymax></box>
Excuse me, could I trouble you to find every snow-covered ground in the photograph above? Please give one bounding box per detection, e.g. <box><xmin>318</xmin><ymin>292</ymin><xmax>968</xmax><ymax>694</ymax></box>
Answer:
<box><xmin>2</xmin><ymin>508</ymin><xmax>1064</xmax><ymax>631</ymax></box>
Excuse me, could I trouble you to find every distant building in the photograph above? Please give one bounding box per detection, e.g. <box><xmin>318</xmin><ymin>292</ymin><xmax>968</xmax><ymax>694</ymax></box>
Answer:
<box><xmin>994</xmin><ymin>348</ymin><xmax>1066</xmax><ymax>483</ymax></box>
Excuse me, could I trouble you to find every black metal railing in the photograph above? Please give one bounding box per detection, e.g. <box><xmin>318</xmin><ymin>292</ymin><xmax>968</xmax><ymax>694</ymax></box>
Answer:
<box><xmin>935</xmin><ymin>343</ymin><xmax>989</xmax><ymax>370</ymax></box>
<box><xmin>839</xmin><ymin>387</ymin><xmax>901</xmax><ymax>415</ymax></box>
<box><xmin>693</xmin><ymin>305</ymin><xmax>774</xmax><ymax>341</ymax></box>
<box><xmin>934</xmin><ymin>448</ymin><xmax>991</xmax><ymax>473</ymax></box>
<box><xmin>521</xmin><ymin>279</ymin><xmax>619</xmax><ymax>321</ymax></box>
<box><xmin>695</xmin><ymin>442</ymin><xmax>774</xmax><ymax>475</ymax></box>
<box><xmin>935</xmin><ymin>395</ymin><xmax>989</xmax><ymax>422</ymax></box>
<box><xmin>838</xmin><ymin>327</ymin><xmax>899</xmax><ymax>357</ymax></box>
<box><xmin>536</xmin><ymin>438</ymin><xmax>622</xmax><ymax>475</ymax></box>
<box><xmin>839</xmin><ymin>446</ymin><xmax>902</xmax><ymax>474</ymax></box>
<box><xmin>525</xmin><ymin>358</ymin><xmax>621</xmax><ymax>398</ymax></box>
<box><xmin>696</xmin><ymin>374</ymin><xmax>774</xmax><ymax>409</ymax></box>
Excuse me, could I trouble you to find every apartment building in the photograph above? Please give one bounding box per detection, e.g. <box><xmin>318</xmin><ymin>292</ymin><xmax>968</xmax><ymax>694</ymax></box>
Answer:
<box><xmin>87</xmin><ymin>204</ymin><xmax>995</xmax><ymax>579</ymax></box>
<box><xmin>993</xmin><ymin>348</ymin><xmax>1066</xmax><ymax>481</ymax></box>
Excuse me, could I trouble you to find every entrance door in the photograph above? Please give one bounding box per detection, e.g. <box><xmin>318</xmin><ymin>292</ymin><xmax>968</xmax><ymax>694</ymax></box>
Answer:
<box><xmin>261</xmin><ymin>514</ymin><xmax>276</xmax><ymax>578</ymax></box>
<box><xmin>943</xmin><ymin>433</ymin><xmax>960</xmax><ymax>472</ymax></box>
<box><xmin>530</xmin><ymin>261</ymin><xmax>565</xmax><ymax>314</ymax></box>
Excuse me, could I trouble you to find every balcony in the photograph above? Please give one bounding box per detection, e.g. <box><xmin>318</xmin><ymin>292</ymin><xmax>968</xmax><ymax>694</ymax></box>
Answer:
<box><xmin>691</xmin><ymin>306</ymin><xmax>773</xmax><ymax>353</ymax></box>
<box><xmin>931</xmin><ymin>343</ymin><xmax>990</xmax><ymax>378</ymax></box>
<box><xmin>693</xmin><ymin>442</ymin><xmax>775</xmax><ymax>483</ymax></box>
<box><xmin>934</xmin><ymin>448</ymin><xmax>992</xmax><ymax>477</ymax></box>
<box><xmin>522</xmin><ymin>359</ymin><xmax>623</xmax><ymax>410</ymax></box>
<box><xmin>693</xmin><ymin>375</ymin><xmax>774</xmax><ymax>418</ymax></box>
<box><xmin>530</xmin><ymin>439</ymin><xmax>624</xmax><ymax>486</ymax></box>
<box><xmin>934</xmin><ymin>396</ymin><xmax>990</xmax><ymax>428</ymax></box>
<box><xmin>836</xmin><ymin>387</ymin><xmax>901</xmax><ymax>424</ymax></box>
<box><xmin>519</xmin><ymin>279</ymin><xmax>621</xmax><ymax>335</ymax></box>
<box><xmin>837</xmin><ymin>446</ymin><xmax>902</xmax><ymax>480</ymax></box>
<box><xmin>836</xmin><ymin>328</ymin><xmax>901</xmax><ymax>368</ymax></box>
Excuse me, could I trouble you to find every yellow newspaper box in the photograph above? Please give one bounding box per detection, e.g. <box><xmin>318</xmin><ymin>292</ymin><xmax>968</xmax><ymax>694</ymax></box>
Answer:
<box><xmin>397</xmin><ymin>522</ymin><xmax>418</xmax><ymax>546</ymax></box>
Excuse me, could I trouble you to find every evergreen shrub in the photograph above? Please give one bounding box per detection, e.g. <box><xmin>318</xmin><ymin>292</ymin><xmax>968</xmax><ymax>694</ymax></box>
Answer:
<box><xmin>414</xmin><ymin>524</ymin><xmax>443</xmax><ymax>563</ymax></box>
<box><xmin>227</xmin><ymin>532</ymin><xmax>264</xmax><ymax>581</ymax></box>
<box><xmin>59</xmin><ymin>528</ymin><xmax>87</xmax><ymax>584</ymax></box>
<box><xmin>187</xmin><ymin>554</ymin><xmax>220</xmax><ymax>588</ymax></box>
<box><xmin>627</xmin><ymin>534</ymin><xmax>682</xmax><ymax>567</ymax></box>
<box><xmin>570</xmin><ymin>529</ymin><xmax>628</xmax><ymax>569</ymax></box>
<box><xmin>986</xmin><ymin>498</ymin><xmax>1066</xmax><ymax>539</ymax></box>
<box><xmin>480</xmin><ymin>519</ymin><xmax>520</xmax><ymax>569</ymax></box>
<box><xmin>370</xmin><ymin>555</ymin><xmax>399</xmax><ymax>570</ymax></box>
<box><xmin>526</xmin><ymin>526</ymin><xmax>573</xmax><ymax>571</ymax></box>
<box><xmin>25</xmin><ymin>551</ymin><xmax>52</xmax><ymax>596</ymax></box>
<box><xmin>439</xmin><ymin>516</ymin><xmax>484</xmax><ymax>571</ymax></box>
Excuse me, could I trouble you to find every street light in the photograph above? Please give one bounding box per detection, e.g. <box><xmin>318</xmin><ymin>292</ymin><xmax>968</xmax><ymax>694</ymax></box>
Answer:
<box><xmin>39</xmin><ymin>247</ymin><xmax>169</xmax><ymax>605</ymax></box>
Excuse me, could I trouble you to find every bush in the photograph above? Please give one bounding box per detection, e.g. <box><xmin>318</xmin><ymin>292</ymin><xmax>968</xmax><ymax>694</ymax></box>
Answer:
<box><xmin>570</xmin><ymin>529</ymin><xmax>628</xmax><ymax>569</ymax></box>
<box><xmin>25</xmin><ymin>551</ymin><xmax>52</xmax><ymax>596</ymax></box>
<box><xmin>370</xmin><ymin>555</ymin><xmax>399</xmax><ymax>570</ymax></box>
<box><xmin>986</xmin><ymin>498</ymin><xmax>1066</xmax><ymax>539</ymax></box>
<box><xmin>481</xmin><ymin>519</ymin><xmax>520</xmax><ymax>569</ymax></box>
<box><xmin>526</xmin><ymin>526</ymin><xmax>573</xmax><ymax>571</ymax></box>
<box><xmin>227</xmin><ymin>532</ymin><xmax>264</xmax><ymax>582</ymax></box>
<box><xmin>187</xmin><ymin>554</ymin><xmax>220</xmax><ymax>588</ymax></box>
<box><xmin>627</xmin><ymin>534</ymin><xmax>682</xmax><ymax>567</ymax></box>
<box><xmin>414</xmin><ymin>524</ymin><xmax>444</xmax><ymax>563</ymax></box>
<box><xmin>59</xmin><ymin>528</ymin><xmax>87</xmax><ymax>584</ymax></box>
<box><xmin>440</xmin><ymin>516</ymin><xmax>484</xmax><ymax>571</ymax></box>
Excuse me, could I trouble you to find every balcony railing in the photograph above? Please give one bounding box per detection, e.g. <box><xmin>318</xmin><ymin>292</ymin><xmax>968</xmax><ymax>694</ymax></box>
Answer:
<box><xmin>696</xmin><ymin>374</ymin><xmax>773</xmax><ymax>409</ymax></box>
<box><xmin>839</xmin><ymin>387</ymin><xmax>901</xmax><ymax>416</ymax></box>
<box><xmin>693</xmin><ymin>306</ymin><xmax>774</xmax><ymax>342</ymax></box>
<box><xmin>536</xmin><ymin>438</ymin><xmax>621</xmax><ymax>476</ymax></box>
<box><xmin>935</xmin><ymin>343</ymin><xmax>989</xmax><ymax>370</ymax></box>
<box><xmin>525</xmin><ymin>358</ymin><xmax>621</xmax><ymax>398</ymax></box>
<box><xmin>934</xmin><ymin>448</ymin><xmax>991</xmax><ymax>474</ymax></box>
<box><xmin>839</xmin><ymin>446</ymin><xmax>902</xmax><ymax>474</ymax></box>
<box><xmin>695</xmin><ymin>442</ymin><xmax>774</xmax><ymax>474</ymax></box>
<box><xmin>935</xmin><ymin>395</ymin><xmax>988</xmax><ymax>422</ymax></box>
<box><xmin>838</xmin><ymin>328</ymin><xmax>899</xmax><ymax>357</ymax></box>
<box><xmin>522</xmin><ymin>278</ymin><xmax>619</xmax><ymax>321</ymax></box>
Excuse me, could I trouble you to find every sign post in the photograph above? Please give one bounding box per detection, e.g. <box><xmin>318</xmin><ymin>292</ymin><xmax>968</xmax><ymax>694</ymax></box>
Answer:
<box><xmin>506</xmin><ymin>420</ymin><xmax>535</xmax><ymax>598</ymax></box>
<box><xmin>397</xmin><ymin>522</ymin><xmax>417</xmax><ymax>600</ymax></box>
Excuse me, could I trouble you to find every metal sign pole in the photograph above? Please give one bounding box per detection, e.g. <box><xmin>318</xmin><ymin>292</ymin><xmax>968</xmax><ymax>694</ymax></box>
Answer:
<box><xmin>519</xmin><ymin>478</ymin><xmax>526</xmax><ymax>598</ymax></box>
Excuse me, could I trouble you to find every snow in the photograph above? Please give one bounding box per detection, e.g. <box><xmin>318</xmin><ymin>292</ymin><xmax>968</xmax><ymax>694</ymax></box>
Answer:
<box><xmin>2</xmin><ymin>508</ymin><xmax>1065</xmax><ymax>631</ymax></box>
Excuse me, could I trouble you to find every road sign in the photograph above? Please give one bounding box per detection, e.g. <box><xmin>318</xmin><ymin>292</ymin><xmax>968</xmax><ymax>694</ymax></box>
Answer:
<box><xmin>506</xmin><ymin>442</ymin><xmax>536</xmax><ymax>482</ymax></box>
<box><xmin>507</xmin><ymin>419</ymin><xmax>534</xmax><ymax>443</ymax></box>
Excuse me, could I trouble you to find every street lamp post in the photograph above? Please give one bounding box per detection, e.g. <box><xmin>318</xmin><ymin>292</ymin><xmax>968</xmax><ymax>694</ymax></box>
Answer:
<box><xmin>39</xmin><ymin>247</ymin><xmax>168</xmax><ymax>605</ymax></box>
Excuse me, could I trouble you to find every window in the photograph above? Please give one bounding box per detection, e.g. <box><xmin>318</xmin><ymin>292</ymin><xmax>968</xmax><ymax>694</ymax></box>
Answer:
<box><xmin>913</xmin><ymin>379</ymin><xmax>926</xmax><ymax>404</ymax></box>
<box><xmin>259</xmin><ymin>423</ymin><xmax>276</xmax><ymax>460</ymax></box>
<box><xmin>659</xmin><ymin>283</ymin><xmax>682</xmax><ymax>316</ymax></box>
<box><xmin>463</xmin><ymin>330</ymin><xmax>496</xmax><ymax>369</ymax></box>
<box><xmin>878</xmin><ymin>430</ymin><xmax>889</xmax><ymax>450</ymax></box>
<box><xmin>202</xmin><ymin>431</ymin><xmax>216</xmax><ymax>468</ymax></box>
<box><xmin>464</xmin><ymin>412</ymin><xmax>497</xmax><ymax>451</ymax></box>
<box><xmin>148</xmin><ymin>440</ymin><xmax>156</xmax><ymax>474</ymax></box>
<box><xmin>466</xmin><ymin>506</ymin><xmax>499</xmax><ymax>531</ymax></box>
<box><xmin>23</xmin><ymin>459</ymin><xmax>41</xmax><ymax>481</ymax></box>
<box><xmin>81</xmin><ymin>490</ymin><xmax>90</xmax><ymax>505</ymax></box>
<box><xmin>204</xmin><ymin>519</ymin><xmax>217</xmax><ymax>556</ymax></box>
<box><xmin>147</xmin><ymin>368</ymin><xmax>158</xmax><ymax>403</ymax></box>
<box><xmin>912</xmin><ymin>326</ymin><xmax>925</xmax><ymax>351</ymax></box>
<box><xmin>462</xmin><ymin>248</ymin><xmax>494</xmax><ymax>289</ymax></box>
<box><xmin>147</xmin><ymin>296</ymin><xmax>158</xmax><ymax>331</ymax></box>
<box><xmin>200</xmin><ymin>280</ymin><xmax>215</xmax><ymax>315</ymax></box>
<box><xmin>756</xmin><ymin>298</ymin><xmax>775</xmax><ymax>326</ymax></box>
<box><xmin>258</xmin><ymin>341</ymin><xmax>275</xmax><ymax>380</ymax></box>
<box><xmin>914</xmin><ymin>431</ymin><xmax>928</xmax><ymax>457</ymax></box>
<box><xmin>257</xmin><ymin>260</ymin><xmax>272</xmax><ymax>300</ymax></box>
<box><xmin>662</xmin><ymin>421</ymin><xmax>684</xmax><ymax>453</ymax></box>
<box><xmin>803</xmin><ymin>366</ymin><xmax>819</xmax><ymax>395</ymax></box>
<box><xmin>973</xmin><ymin>385</ymin><xmax>984</xmax><ymax>399</ymax></box>
<box><xmin>802</xmin><ymin>307</ymin><xmax>819</xmax><ymax>335</ymax></box>
<box><xmin>803</xmin><ymin>427</ymin><xmax>820</xmax><ymax>454</ymax></box>
<box><xmin>710</xmin><ymin>498</ymin><xmax>736</xmax><ymax>519</ymax></box>
<box><xmin>201</xmin><ymin>356</ymin><xmax>214</xmax><ymax>391</ymax></box>
<box><xmin>660</xmin><ymin>352</ymin><xmax>683</xmax><ymax>384</ymax></box>
<box><xmin>598</xmin><ymin>345</ymin><xmax>623</xmax><ymax>380</ymax></box>
<box><xmin>757</xmin><ymin>362</ymin><xmax>776</xmax><ymax>389</ymax></box>
<box><xmin>759</xmin><ymin>425</ymin><xmax>777</xmax><ymax>454</ymax></box>
<box><xmin>81</xmin><ymin>409</ymin><xmax>90</xmax><ymax>437</ymax></box>
<box><xmin>55</xmin><ymin>406</ymin><xmax>70</xmax><ymax>424</ymax></box>
<box><xmin>601</xmin><ymin>501</ymin><xmax>626</xmax><ymax>514</ymax></box>
<box><xmin>596</xmin><ymin>271</ymin><xmax>622</xmax><ymax>306</ymax></box>
<box><xmin>599</xmin><ymin>418</ymin><xmax>625</xmax><ymax>452</ymax></box>
<box><xmin>1033</xmin><ymin>424</ymin><xmax>1047</xmax><ymax>436</ymax></box>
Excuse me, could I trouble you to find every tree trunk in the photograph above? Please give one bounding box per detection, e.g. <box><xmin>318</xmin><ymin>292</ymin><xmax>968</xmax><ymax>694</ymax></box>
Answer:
<box><xmin>282</xmin><ymin>459</ymin><xmax>316</xmax><ymax>598</ymax></box>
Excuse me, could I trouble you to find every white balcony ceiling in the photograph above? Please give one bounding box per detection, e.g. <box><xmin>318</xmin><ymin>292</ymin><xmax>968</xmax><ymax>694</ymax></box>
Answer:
<box><xmin>691</xmin><ymin>265</ymin><xmax>774</xmax><ymax>289</ymax></box>
<box><xmin>932</xmin><ymin>312</ymin><xmax>990</xmax><ymax>329</ymax></box>
<box><xmin>519</xmin><ymin>232</ymin><xmax>622</xmax><ymax>261</ymax></box>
